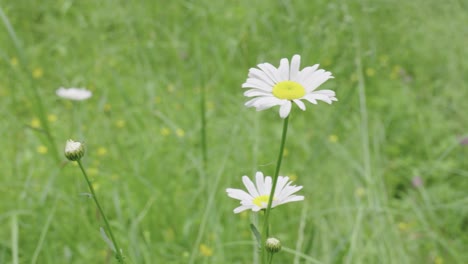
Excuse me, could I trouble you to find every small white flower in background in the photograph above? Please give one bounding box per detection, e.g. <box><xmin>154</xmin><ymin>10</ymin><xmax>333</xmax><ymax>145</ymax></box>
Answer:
<box><xmin>56</xmin><ymin>87</ymin><xmax>92</xmax><ymax>101</ymax></box>
<box><xmin>226</xmin><ymin>171</ymin><xmax>304</xmax><ymax>213</ymax></box>
<box><xmin>64</xmin><ymin>139</ymin><xmax>85</xmax><ymax>161</ymax></box>
<box><xmin>242</xmin><ymin>54</ymin><xmax>337</xmax><ymax>118</ymax></box>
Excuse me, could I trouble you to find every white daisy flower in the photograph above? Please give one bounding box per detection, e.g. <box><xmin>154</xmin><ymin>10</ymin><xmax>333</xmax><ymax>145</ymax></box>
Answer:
<box><xmin>242</xmin><ymin>54</ymin><xmax>337</xmax><ymax>118</ymax></box>
<box><xmin>56</xmin><ymin>87</ymin><xmax>92</xmax><ymax>101</ymax></box>
<box><xmin>226</xmin><ymin>171</ymin><xmax>304</xmax><ymax>213</ymax></box>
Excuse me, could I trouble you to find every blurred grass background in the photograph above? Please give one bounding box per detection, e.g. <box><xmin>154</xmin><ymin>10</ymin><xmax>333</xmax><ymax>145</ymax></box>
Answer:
<box><xmin>1</xmin><ymin>0</ymin><xmax>467</xmax><ymax>263</ymax></box>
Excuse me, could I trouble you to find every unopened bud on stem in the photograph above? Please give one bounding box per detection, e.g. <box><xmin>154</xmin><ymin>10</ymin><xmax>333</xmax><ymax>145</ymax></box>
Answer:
<box><xmin>65</xmin><ymin>139</ymin><xmax>85</xmax><ymax>161</ymax></box>
<box><xmin>266</xmin><ymin>237</ymin><xmax>281</xmax><ymax>253</ymax></box>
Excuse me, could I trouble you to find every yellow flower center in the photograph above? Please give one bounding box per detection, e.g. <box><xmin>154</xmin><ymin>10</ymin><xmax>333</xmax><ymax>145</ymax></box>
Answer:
<box><xmin>272</xmin><ymin>81</ymin><xmax>306</xmax><ymax>100</ymax></box>
<box><xmin>253</xmin><ymin>195</ymin><xmax>272</xmax><ymax>207</ymax></box>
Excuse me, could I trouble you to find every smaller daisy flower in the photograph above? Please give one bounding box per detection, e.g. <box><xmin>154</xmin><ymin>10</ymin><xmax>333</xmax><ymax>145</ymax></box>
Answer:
<box><xmin>56</xmin><ymin>87</ymin><xmax>92</xmax><ymax>101</ymax></box>
<box><xmin>226</xmin><ymin>171</ymin><xmax>304</xmax><ymax>213</ymax></box>
<box><xmin>242</xmin><ymin>54</ymin><xmax>337</xmax><ymax>118</ymax></box>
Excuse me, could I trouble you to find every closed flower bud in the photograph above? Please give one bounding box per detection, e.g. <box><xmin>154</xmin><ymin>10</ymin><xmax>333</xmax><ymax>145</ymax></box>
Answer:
<box><xmin>266</xmin><ymin>237</ymin><xmax>281</xmax><ymax>253</ymax></box>
<box><xmin>65</xmin><ymin>140</ymin><xmax>85</xmax><ymax>161</ymax></box>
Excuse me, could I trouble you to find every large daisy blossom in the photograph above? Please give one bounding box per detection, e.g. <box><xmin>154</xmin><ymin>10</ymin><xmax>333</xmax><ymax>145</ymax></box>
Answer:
<box><xmin>226</xmin><ymin>171</ymin><xmax>304</xmax><ymax>213</ymax></box>
<box><xmin>242</xmin><ymin>54</ymin><xmax>337</xmax><ymax>118</ymax></box>
<box><xmin>56</xmin><ymin>87</ymin><xmax>92</xmax><ymax>101</ymax></box>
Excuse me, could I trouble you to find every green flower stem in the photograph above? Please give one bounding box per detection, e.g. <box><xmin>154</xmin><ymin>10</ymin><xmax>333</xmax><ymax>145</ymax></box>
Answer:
<box><xmin>77</xmin><ymin>160</ymin><xmax>125</xmax><ymax>263</ymax></box>
<box><xmin>268</xmin><ymin>253</ymin><xmax>274</xmax><ymax>264</ymax></box>
<box><xmin>261</xmin><ymin>115</ymin><xmax>290</xmax><ymax>263</ymax></box>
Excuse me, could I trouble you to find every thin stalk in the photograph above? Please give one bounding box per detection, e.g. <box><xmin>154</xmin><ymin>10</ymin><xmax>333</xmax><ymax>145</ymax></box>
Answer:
<box><xmin>200</xmin><ymin>84</ymin><xmax>208</xmax><ymax>171</ymax></box>
<box><xmin>77</xmin><ymin>160</ymin><xmax>125</xmax><ymax>263</ymax></box>
<box><xmin>261</xmin><ymin>115</ymin><xmax>290</xmax><ymax>263</ymax></box>
<box><xmin>11</xmin><ymin>214</ymin><xmax>18</xmax><ymax>264</ymax></box>
<box><xmin>268</xmin><ymin>253</ymin><xmax>274</xmax><ymax>264</ymax></box>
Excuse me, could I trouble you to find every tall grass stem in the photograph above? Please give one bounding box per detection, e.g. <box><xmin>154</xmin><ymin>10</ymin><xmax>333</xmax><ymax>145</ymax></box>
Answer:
<box><xmin>200</xmin><ymin>84</ymin><xmax>208</xmax><ymax>171</ymax></box>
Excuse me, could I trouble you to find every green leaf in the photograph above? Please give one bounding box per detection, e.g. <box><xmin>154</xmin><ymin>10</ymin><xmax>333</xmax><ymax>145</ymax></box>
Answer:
<box><xmin>250</xmin><ymin>223</ymin><xmax>262</xmax><ymax>248</ymax></box>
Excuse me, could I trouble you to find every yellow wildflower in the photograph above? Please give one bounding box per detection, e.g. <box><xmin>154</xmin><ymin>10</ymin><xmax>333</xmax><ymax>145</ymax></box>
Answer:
<box><xmin>328</xmin><ymin>134</ymin><xmax>338</xmax><ymax>143</ymax></box>
<box><xmin>398</xmin><ymin>222</ymin><xmax>410</xmax><ymax>232</ymax></box>
<box><xmin>32</xmin><ymin>68</ymin><xmax>43</xmax><ymax>79</ymax></box>
<box><xmin>176</xmin><ymin>128</ymin><xmax>185</xmax><ymax>138</ymax></box>
<box><xmin>30</xmin><ymin>118</ymin><xmax>41</xmax><ymax>128</ymax></box>
<box><xmin>365</xmin><ymin>68</ymin><xmax>375</xmax><ymax>77</ymax></box>
<box><xmin>355</xmin><ymin>187</ymin><xmax>366</xmax><ymax>198</ymax></box>
<box><xmin>88</xmin><ymin>167</ymin><xmax>99</xmax><ymax>177</ymax></box>
<box><xmin>104</xmin><ymin>103</ymin><xmax>112</xmax><ymax>112</ymax></box>
<box><xmin>390</xmin><ymin>65</ymin><xmax>402</xmax><ymax>80</ymax></box>
<box><xmin>10</xmin><ymin>57</ymin><xmax>18</xmax><ymax>67</ymax></box>
<box><xmin>37</xmin><ymin>145</ymin><xmax>48</xmax><ymax>154</ymax></box>
<box><xmin>167</xmin><ymin>84</ymin><xmax>175</xmax><ymax>93</ymax></box>
<box><xmin>199</xmin><ymin>244</ymin><xmax>213</xmax><ymax>257</ymax></box>
<box><xmin>115</xmin><ymin>119</ymin><xmax>126</xmax><ymax>128</ymax></box>
<box><xmin>160</xmin><ymin>127</ymin><xmax>170</xmax><ymax>136</ymax></box>
<box><xmin>289</xmin><ymin>173</ymin><xmax>298</xmax><ymax>182</ymax></box>
<box><xmin>96</xmin><ymin>147</ymin><xmax>107</xmax><ymax>157</ymax></box>
<box><xmin>434</xmin><ymin>256</ymin><xmax>443</xmax><ymax>264</ymax></box>
<box><xmin>47</xmin><ymin>114</ymin><xmax>58</xmax><ymax>123</ymax></box>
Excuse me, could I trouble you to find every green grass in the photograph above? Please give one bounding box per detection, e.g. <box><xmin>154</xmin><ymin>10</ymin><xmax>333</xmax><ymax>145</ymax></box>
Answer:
<box><xmin>1</xmin><ymin>0</ymin><xmax>467</xmax><ymax>263</ymax></box>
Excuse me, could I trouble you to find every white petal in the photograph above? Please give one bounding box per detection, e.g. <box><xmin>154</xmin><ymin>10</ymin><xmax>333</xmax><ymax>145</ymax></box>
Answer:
<box><xmin>252</xmin><ymin>206</ymin><xmax>263</xmax><ymax>212</ymax></box>
<box><xmin>255</xmin><ymin>172</ymin><xmax>266</xmax><ymax>194</ymax></box>
<box><xmin>233</xmin><ymin>205</ymin><xmax>252</xmax><ymax>213</ymax></box>
<box><xmin>303</xmin><ymin>70</ymin><xmax>333</xmax><ymax>92</ymax></box>
<box><xmin>302</xmin><ymin>94</ymin><xmax>319</xmax><ymax>104</ymax></box>
<box><xmin>280</xmin><ymin>195</ymin><xmax>305</xmax><ymax>204</ymax></box>
<box><xmin>273</xmin><ymin>176</ymin><xmax>289</xmax><ymax>198</ymax></box>
<box><xmin>242</xmin><ymin>77</ymin><xmax>273</xmax><ymax>91</ymax></box>
<box><xmin>295</xmin><ymin>64</ymin><xmax>319</xmax><ymax>83</ymax></box>
<box><xmin>245</xmin><ymin>96</ymin><xmax>283</xmax><ymax>111</ymax></box>
<box><xmin>278</xmin><ymin>58</ymin><xmax>290</xmax><ymax>81</ymax></box>
<box><xmin>244</xmin><ymin>96</ymin><xmax>272</xmax><ymax>107</ymax></box>
<box><xmin>312</xmin><ymin>89</ymin><xmax>336</xmax><ymax>97</ymax></box>
<box><xmin>289</xmin><ymin>55</ymin><xmax>301</xmax><ymax>81</ymax></box>
<box><xmin>293</xmin><ymin>99</ymin><xmax>306</xmax><ymax>111</ymax></box>
<box><xmin>242</xmin><ymin>175</ymin><xmax>259</xmax><ymax>197</ymax></box>
<box><xmin>263</xmin><ymin>176</ymin><xmax>272</xmax><ymax>195</ymax></box>
<box><xmin>226</xmin><ymin>188</ymin><xmax>253</xmax><ymax>201</ymax></box>
<box><xmin>258</xmin><ymin>63</ymin><xmax>282</xmax><ymax>83</ymax></box>
<box><xmin>248</xmin><ymin>68</ymin><xmax>275</xmax><ymax>86</ymax></box>
<box><xmin>244</xmin><ymin>89</ymin><xmax>272</xmax><ymax>97</ymax></box>
<box><xmin>279</xmin><ymin>100</ymin><xmax>292</xmax><ymax>118</ymax></box>
<box><xmin>305</xmin><ymin>92</ymin><xmax>336</xmax><ymax>104</ymax></box>
<box><xmin>244</xmin><ymin>97</ymin><xmax>263</xmax><ymax>107</ymax></box>
<box><xmin>280</xmin><ymin>185</ymin><xmax>304</xmax><ymax>199</ymax></box>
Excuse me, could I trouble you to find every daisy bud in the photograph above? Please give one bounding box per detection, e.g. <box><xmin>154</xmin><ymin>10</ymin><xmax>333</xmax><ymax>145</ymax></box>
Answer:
<box><xmin>265</xmin><ymin>237</ymin><xmax>281</xmax><ymax>253</ymax></box>
<box><xmin>64</xmin><ymin>139</ymin><xmax>85</xmax><ymax>161</ymax></box>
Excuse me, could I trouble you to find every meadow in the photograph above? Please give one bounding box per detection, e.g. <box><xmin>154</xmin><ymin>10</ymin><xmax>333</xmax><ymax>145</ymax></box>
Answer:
<box><xmin>1</xmin><ymin>0</ymin><xmax>467</xmax><ymax>263</ymax></box>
